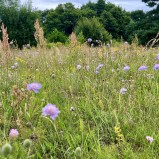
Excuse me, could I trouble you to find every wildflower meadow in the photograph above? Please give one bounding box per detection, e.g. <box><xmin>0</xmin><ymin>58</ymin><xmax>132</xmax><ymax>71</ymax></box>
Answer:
<box><xmin>0</xmin><ymin>24</ymin><xmax>159</xmax><ymax>159</ymax></box>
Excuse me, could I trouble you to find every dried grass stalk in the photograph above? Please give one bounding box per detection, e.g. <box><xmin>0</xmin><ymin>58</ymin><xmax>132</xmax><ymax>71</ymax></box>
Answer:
<box><xmin>70</xmin><ymin>32</ymin><xmax>77</xmax><ymax>44</ymax></box>
<box><xmin>0</xmin><ymin>23</ymin><xmax>11</xmax><ymax>65</ymax></box>
<box><xmin>34</xmin><ymin>19</ymin><xmax>46</xmax><ymax>48</ymax></box>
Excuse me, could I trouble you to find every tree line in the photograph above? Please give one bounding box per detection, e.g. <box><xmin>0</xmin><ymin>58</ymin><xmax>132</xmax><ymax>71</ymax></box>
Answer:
<box><xmin>0</xmin><ymin>0</ymin><xmax>158</xmax><ymax>48</ymax></box>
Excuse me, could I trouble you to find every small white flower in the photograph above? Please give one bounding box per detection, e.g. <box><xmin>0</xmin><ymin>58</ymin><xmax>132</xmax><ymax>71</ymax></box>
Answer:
<box><xmin>11</xmin><ymin>65</ymin><xmax>15</xmax><ymax>69</ymax></box>
<box><xmin>112</xmin><ymin>69</ymin><xmax>115</xmax><ymax>72</ymax></box>
<box><xmin>146</xmin><ymin>136</ymin><xmax>154</xmax><ymax>143</ymax></box>
<box><xmin>77</xmin><ymin>65</ymin><xmax>82</xmax><ymax>70</ymax></box>
<box><xmin>14</xmin><ymin>63</ymin><xmax>18</xmax><ymax>67</ymax></box>
<box><xmin>70</xmin><ymin>107</ymin><xmax>75</xmax><ymax>111</ymax></box>
<box><xmin>95</xmin><ymin>70</ymin><xmax>99</xmax><ymax>74</ymax></box>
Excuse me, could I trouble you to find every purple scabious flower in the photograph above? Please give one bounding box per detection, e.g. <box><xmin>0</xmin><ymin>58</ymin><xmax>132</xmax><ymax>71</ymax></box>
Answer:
<box><xmin>123</xmin><ymin>66</ymin><xmax>130</xmax><ymax>71</ymax></box>
<box><xmin>9</xmin><ymin>129</ymin><xmax>19</xmax><ymax>139</ymax></box>
<box><xmin>42</xmin><ymin>104</ymin><xmax>60</xmax><ymax>120</ymax></box>
<box><xmin>138</xmin><ymin>66</ymin><xmax>147</xmax><ymax>71</ymax></box>
<box><xmin>120</xmin><ymin>87</ymin><xmax>127</xmax><ymax>94</ymax></box>
<box><xmin>96</xmin><ymin>63</ymin><xmax>104</xmax><ymax>70</ymax></box>
<box><xmin>87</xmin><ymin>38</ymin><xmax>92</xmax><ymax>43</ymax></box>
<box><xmin>156</xmin><ymin>54</ymin><xmax>159</xmax><ymax>60</ymax></box>
<box><xmin>154</xmin><ymin>64</ymin><xmax>159</xmax><ymax>70</ymax></box>
<box><xmin>27</xmin><ymin>82</ymin><xmax>42</xmax><ymax>93</ymax></box>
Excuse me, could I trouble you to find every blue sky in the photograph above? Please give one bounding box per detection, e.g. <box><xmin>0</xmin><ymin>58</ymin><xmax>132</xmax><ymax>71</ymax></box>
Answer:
<box><xmin>21</xmin><ymin>0</ymin><xmax>151</xmax><ymax>11</ymax></box>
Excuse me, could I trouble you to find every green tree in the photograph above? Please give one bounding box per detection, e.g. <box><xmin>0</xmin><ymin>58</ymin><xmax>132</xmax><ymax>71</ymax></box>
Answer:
<box><xmin>44</xmin><ymin>3</ymin><xmax>81</xmax><ymax>36</ymax></box>
<box><xmin>74</xmin><ymin>17</ymin><xmax>111</xmax><ymax>43</ymax></box>
<box><xmin>109</xmin><ymin>6</ymin><xmax>130</xmax><ymax>39</ymax></box>
<box><xmin>81</xmin><ymin>1</ymin><xmax>96</xmax><ymax>11</ymax></box>
<box><xmin>130</xmin><ymin>10</ymin><xmax>146</xmax><ymax>21</ymax></box>
<box><xmin>142</xmin><ymin>0</ymin><xmax>159</xmax><ymax>7</ymax></box>
<box><xmin>0</xmin><ymin>0</ymin><xmax>40</xmax><ymax>48</ymax></box>
<box><xmin>100</xmin><ymin>11</ymin><xmax>118</xmax><ymax>38</ymax></box>
<box><xmin>96</xmin><ymin>0</ymin><xmax>105</xmax><ymax>16</ymax></box>
<box><xmin>47</xmin><ymin>29</ymin><xmax>67</xmax><ymax>43</ymax></box>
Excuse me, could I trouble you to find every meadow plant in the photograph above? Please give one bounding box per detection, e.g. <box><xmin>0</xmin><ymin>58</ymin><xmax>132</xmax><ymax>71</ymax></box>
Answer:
<box><xmin>34</xmin><ymin>19</ymin><xmax>46</xmax><ymax>48</ymax></box>
<box><xmin>9</xmin><ymin>129</ymin><xmax>19</xmax><ymax>139</ymax></box>
<box><xmin>138</xmin><ymin>65</ymin><xmax>148</xmax><ymax>71</ymax></box>
<box><xmin>146</xmin><ymin>136</ymin><xmax>154</xmax><ymax>143</ymax></box>
<box><xmin>27</xmin><ymin>82</ymin><xmax>42</xmax><ymax>93</ymax></box>
<box><xmin>0</xmin><ymin>23</ymin><xmax>11</xmax><ymax>65</ymax></box>
<box><xmin>1</xmin><ymin>143</ymin><xmax>12</xmax><ymax>157</ymax></box>
<box><xmin>123</xmin><ymin>66</ymin><xmax>130</xmax><ymax>71</ymax></box>
<box><xmin>42</xmin><ymin>104</ymin><xmax>60</xmax><ymax>120</ymax></box>
<box><xmin>1</xmin><ymin>38</ymin><xmax>159</xmax><ymax>158</ymax></box>
<box><xmin>153</xmin><ymin>64</ymin><xmax>159</xmax><ymax>70</ymax></box>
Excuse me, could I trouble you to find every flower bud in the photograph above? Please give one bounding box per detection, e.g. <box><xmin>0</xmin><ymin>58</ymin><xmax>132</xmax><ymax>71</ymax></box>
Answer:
<box><xmin>74</xmin><ymin>147</ymin><xmax>81</xmax><ymax>156</ymax></box>
<box><xmin>23</xmin><ymin>139</ymin><xmax>32</xmax><ymax>148</ymax></box>
<box><xmin>1</xmin><ymin>143</ymin><xmax>12</xmax><ymax>156</ymax></box>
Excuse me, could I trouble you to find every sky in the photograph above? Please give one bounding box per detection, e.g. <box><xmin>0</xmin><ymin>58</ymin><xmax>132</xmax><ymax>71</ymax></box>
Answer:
<box><xmin>21</xmin><ymin>0</ymin><xmax>151</xmax><ymax>12</ymax></box>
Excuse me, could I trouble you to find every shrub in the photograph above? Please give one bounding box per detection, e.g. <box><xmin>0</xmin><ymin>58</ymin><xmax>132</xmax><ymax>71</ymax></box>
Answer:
<box><xmin>47</xmin><ymin>29</ymin><xmax>67</xmax><ymax>43</ymax></box>
<box><xmin>74</xmin><ymin>17</ymin><xmax>111</xmax><ymax>44</ymax></box>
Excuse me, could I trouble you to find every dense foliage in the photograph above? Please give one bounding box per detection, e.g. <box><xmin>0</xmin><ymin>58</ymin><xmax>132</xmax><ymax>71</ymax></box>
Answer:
<box><xmin>74</xmin><ymin>17</ymin><xmax>111</xmax><ymax>44</ymax></box>
<box><xmin>0</xmin><ymin>0</ymin><xmax>39</xmax><ymax>48</ymax></box>
<box><xmin>0</xmin><ymin>0</ymin><xmax>159</xmax><ymax>47</ymax></box>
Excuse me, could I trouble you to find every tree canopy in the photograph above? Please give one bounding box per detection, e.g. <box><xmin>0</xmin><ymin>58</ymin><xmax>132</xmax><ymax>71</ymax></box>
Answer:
<box><xmin>142</xmin><ymin>0</ymin><xmax>159</xmax><ymax>7</ymax></box>
<box><xmin>0</xmin><ymin>0</ymin><xmax>159</xmax><ymax>47</ymax></box>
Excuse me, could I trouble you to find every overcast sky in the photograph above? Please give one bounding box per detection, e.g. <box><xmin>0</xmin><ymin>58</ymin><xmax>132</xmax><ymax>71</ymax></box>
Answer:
<box><xmin>21</xmin><ymin>0</ymin><xmax>151</xmax><ymax>12</ymax></box>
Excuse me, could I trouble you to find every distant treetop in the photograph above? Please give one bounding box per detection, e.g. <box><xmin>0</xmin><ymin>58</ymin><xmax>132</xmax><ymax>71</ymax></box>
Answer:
<box><xmin>142</xmin><ymin>0</ymin><xmax>159</xmax><ymax>7</ymax></box>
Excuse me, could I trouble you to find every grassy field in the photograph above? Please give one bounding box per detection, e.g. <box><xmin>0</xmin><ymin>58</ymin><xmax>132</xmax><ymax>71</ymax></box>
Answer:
<box><xmin>0</xmin><ymin>42</ymin><xmax>159</xmax><ymax>159</ymax></box>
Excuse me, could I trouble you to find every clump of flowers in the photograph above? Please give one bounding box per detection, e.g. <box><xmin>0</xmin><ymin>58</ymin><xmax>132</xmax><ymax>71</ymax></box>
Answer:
<box><xmin>138</xmin><ymin>65</ymin><xmax>147</xmax><ymax>71</ymax></box>
<box><xmin>42</xmin><ymin>104</ymin><xmax>60</xmax><ymax>120</ymax></box>
<box><xmin>146</xmin><ymin>136</ymin><xmax>154</xmax><ymax>143</ymax></box>
<box><xmin>27</xmin><ymin>82</ymin><xmax>42</xmax><ymax>93</ymax></box>
<box><xmin>9</xmin><ymin>129</ymin><xmax>19</xmax><ymax>139</ymax></box>
<box><xmin>114</xmin><ymin>125</ymin><xmax>125</xmax><ymax>142</ymax></box>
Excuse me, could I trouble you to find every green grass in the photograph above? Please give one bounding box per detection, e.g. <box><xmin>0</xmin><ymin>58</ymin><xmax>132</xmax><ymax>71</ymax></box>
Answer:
<box><xmin>0</xmin><ymin>44</ymin><xmax>159</xmax><ymax>158</ymax></box>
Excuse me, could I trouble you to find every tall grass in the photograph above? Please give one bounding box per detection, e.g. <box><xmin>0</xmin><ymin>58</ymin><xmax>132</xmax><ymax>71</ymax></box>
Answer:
<box><xmin>0</xmin><ymin>31</ymin><xmax>159</xmax><ymax>158</ymax></box>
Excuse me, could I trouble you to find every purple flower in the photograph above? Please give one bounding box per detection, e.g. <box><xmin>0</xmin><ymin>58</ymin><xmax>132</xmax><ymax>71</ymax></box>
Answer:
<box><xmin>156</xmin><ymin>54</ymin><xmax>159</xmax><ymax>60</ymax></box>
<box><xmin>146</xmin><ymin>136</ymin><xmax>154</xmax><ymax>143</ymax></box>
<box><xmin>9</xmin><ymin>129</ymin><xmax>19</xmax><ymax>139</ymax></box>
<box><xmin>120</xmin><ymin>87</ymin><xmax>127</xmax><ymax>94</ymax></box>
<box><xmin>27</xmin><ymin>82</ymin><xmax>42</xmax><ymax>93</ymax></box>
<box><xmin>87</xmin><ymin>38</ymin><xmax>92</xmax><ymax>43</ymax></box>
<box><xmin>123</xmin><ymin>66</ymin><xmax>130</xmax><ymax>71</ymax></box>
<box><xmin>96</xmin><ymin>63</ymin><xmax>104</xmax><ymax>70</ymax></box>
<box><xmin>42</xmin><ymin>104</ymin><xmax>60</xmax><ymax>120</ymax></box>
<box><xmin>154</xmin><ymin>64</ymin><xmax>159</xmax><ymax>70</ymax></box>
<box><xmin>138</xmin><ymin>66</ymin><xmax>147</xmax><ymax>71</ymax></box>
